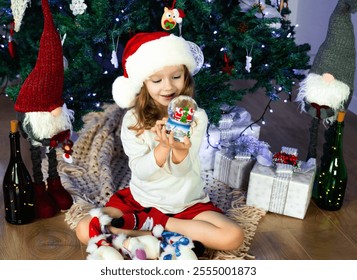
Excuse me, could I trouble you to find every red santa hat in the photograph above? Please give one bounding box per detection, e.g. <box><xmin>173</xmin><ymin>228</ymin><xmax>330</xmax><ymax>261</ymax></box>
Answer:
<box><xmin>112</xmin><ymin>31</ymin><xmax>202</xmax><ymax>108</ymax></box>
<box><xmin>14</xmin><ymin>0</ymin><xmax>64</xmax><ymax>113</ymax></box>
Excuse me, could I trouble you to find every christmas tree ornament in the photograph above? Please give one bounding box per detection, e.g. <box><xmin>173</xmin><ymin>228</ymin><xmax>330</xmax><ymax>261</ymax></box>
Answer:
<box><xmin>245</xmin><ymin>47</ymin><xmax>253</xmax><ymax>73</ymax></box>
<box><xmin>10</xmin><ymin>0</ymin><xmax>31</xmax><ymax>32</ymax></box>
<box><xmin>161</xmin><ymin>1</ymin><xmax>185</xmax><ymax>36</ymax></box>
<box><xmin>110</xmin><ymin>35</ymin><xmax>119</xmax><ymax>69</ymax></box>
<box><xmin>61</xmin><ymin>33</ymin><xmax>69</xmax><ymax>70</ymax></box>
<box><xmin>14</xmin><ymin>0</ymin><xmax>74</xmax><ymax>219</ymax></box>
<box><xmin>112</xmin><ymin>32</ymin><xmax>203</xmax><ymax>109</ymax></box>
<box><xmin>161</xmin><ymin>7</ymin><xmax>182</xmax><ymax>31</ymax></box>
<box><xmin>70</xmin><ymin>0</ymin><xmax>87</xmax><ymax>16</ymax></box>
<box><xmin>222</xmin><ymin>52</ymin><xmax>234</xmax><ymax>75</ymax></box>
<box><xmin>237</xmin><ymin>22</ymin><xmax>249</xmax><ymax>33</ymax></box>
<box><xmin>239</xmin><ymin>0</ymin><xmax>282</xmax><ymax>19</ymax></box>
<box><xmin>166</xmin><ymin>96</ymin><xmax>197</xmax><ymax>142</ymax></box>
<box><xmin>8</xmin><ymin>21</ymin><xmax>16</xmax><ymax>58</ymax></box>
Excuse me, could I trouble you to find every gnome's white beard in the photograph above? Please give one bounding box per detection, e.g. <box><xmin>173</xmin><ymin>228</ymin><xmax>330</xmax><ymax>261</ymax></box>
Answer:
<box><xmin>297</xmin><ymin>73</ymin><xmax>350</xmax><ymax>111</ymax></box>
<box><xmin>23</xmin><ymin>103</ymin><xmax>74</xmax><ymax>141</ymax></box>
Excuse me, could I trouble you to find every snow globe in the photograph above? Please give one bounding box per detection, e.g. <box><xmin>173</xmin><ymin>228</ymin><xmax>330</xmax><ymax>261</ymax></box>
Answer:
<box><xmin>166</xmin><ymin>96</ymin><xmax>197</xmax><ymax>142</ymax></box>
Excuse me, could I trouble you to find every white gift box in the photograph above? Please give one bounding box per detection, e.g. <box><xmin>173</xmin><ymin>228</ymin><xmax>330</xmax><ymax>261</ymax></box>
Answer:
<box><xmin>213</xmin><ymin>151</ymin><xmax>255</xmax><ymax>189</ymax></box>
<box><xmin>246</xmin><ymin>162</ymin><xmax>316</xmax><ymax>219</ymax></box>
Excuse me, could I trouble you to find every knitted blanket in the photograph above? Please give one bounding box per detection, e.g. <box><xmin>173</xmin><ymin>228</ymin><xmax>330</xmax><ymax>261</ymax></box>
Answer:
<box><xmin>58</xmin><ymin>103</ymin><xmax>266</xmax><ymax>260</ymax></box>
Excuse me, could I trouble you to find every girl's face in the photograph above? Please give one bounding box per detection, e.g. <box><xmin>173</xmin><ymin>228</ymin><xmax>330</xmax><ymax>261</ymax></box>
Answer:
<box><xmin>144</xmin><ymin>65</ymin><xmax>185</xmax><ymax>107</ymax></box>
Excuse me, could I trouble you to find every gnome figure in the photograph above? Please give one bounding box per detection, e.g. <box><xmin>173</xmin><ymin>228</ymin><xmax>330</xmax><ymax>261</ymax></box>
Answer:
<box><xmin>296</xmin><ymin>0</ymin><xmax>357</xmax><ymax>161</ymax></box>
<box><xmin>14</xmin><ymin>0</ymin><xmax>74</xmax><ymax>219</ymax></box>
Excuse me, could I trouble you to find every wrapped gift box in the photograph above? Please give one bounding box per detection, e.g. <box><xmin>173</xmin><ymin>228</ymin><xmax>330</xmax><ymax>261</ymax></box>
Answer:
<box><xmin>213</xmin><ymin>151</ymin><xmax>255</xmax><ymax>189</ymax></box>
<box><xmin>199</xmin><ymin>106</ymin><xmax>260</xmax><ymax>171</ymax></box>
<box><xmin>246</xmin><ymin>161</ymin><xmax>316</xmax><ymax>219</ymax></box>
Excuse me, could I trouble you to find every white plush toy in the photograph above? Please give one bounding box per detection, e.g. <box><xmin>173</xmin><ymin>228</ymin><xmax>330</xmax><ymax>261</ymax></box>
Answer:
<box><xmin>159</xmin><ymin>231</ymin><xmax>198</xmax><ymax>260</ymax></box>
<box><xmin>86</xmin><ymin>234</ymin><xmax>124</xmax><ymax>260</ymax></box>
<box><xmin>112</xmin><ymin>233</ymin><xmax>162</xmax><ymax>260</ymax></box>
<box><xmin>86</xmin><ymin>208</ymin><xmax>198</xmax><ymax>260</ymax></box>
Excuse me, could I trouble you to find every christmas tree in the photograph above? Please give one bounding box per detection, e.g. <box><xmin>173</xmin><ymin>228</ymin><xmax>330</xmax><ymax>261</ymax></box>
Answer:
<box><xmin>0</xmin><ymin>0</ymin><xmax>310</xmax><ymax>129</ymax></box>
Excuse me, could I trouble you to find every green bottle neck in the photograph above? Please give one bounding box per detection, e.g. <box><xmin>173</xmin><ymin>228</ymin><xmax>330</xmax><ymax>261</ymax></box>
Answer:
<box><xmin>9</xmin><ymin>131</ymin><xmax>23</xmax><ymax>161</ymax></box>
<box><xmin>334</xmin><ymin>120</ymin><xmax>344</xmax><ymax>154</ymax></box>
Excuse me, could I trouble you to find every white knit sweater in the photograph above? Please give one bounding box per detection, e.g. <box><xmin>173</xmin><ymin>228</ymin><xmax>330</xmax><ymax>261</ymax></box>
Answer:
<box><xmin>121</xmin><ymin>108</ymin><xmax>210</xmax><ymax>214</ymax></box>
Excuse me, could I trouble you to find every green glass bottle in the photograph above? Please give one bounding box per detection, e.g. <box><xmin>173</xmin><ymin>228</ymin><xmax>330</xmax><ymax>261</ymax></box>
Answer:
<box><xmin>2</xmin><ymin>120</ymin><xmax>35</xmax><ymax>224</ymax></box>
<box><xmin>315</xmin><ymin>111</ymin><xmax>348</xmax><ymax>211</ymax></box>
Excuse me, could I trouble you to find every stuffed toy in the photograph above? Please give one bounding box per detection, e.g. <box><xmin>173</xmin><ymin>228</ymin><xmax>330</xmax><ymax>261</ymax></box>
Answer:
<box><xmin>112</xmin><ymin>232</ymin><xmax>162</xmax><ymax>260</ymax></box>
<box><xmin>159</xmin><ymin>231</ymin><xmax>198</xmax><ymax>260</ymax></box>
<box><xmin>87</xmin><ymin>208</ymin><xmax>198</xmax><ymax>260</ymax></box>
<box><xmin>296</xmin><ymin>0</ymin><xmax>357</xmax><ymax>161</ymax></box>
<box><xmin>86</xmin><ymin>234</ymin><xmax>124</xmax><ymax>260</ymax></box>
<box><xmin>14</xmin><ymin>0</ymin><xmax>74</xmax><ymax>219</ymax></box>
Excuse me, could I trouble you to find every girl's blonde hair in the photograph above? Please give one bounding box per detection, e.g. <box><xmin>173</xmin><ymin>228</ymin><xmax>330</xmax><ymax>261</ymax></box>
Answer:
<box><xmin>129</xmin><ymin>65</ymin><xmax>195</xmax><ymax>135</ymax></box>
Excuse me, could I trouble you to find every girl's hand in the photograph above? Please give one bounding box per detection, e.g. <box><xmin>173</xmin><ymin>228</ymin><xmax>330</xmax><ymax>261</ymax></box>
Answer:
<box><xmin>169</xmin><ymin>134</ymin><xmax>191</xmax><ymax>151</ymax></box>
<box><xmin>151</xmin><ymin>118</ymin><xmax>191</xmax><ymax>164</ymax></box>
<box><xmin>170</xmin><ymin>134</ymin><xmax>191</xmax><ymax>164</ymax></box>
<box><xmin>151</xmin><ymin>118</ymin><xmax>171</xmax><ymax>167</ymax></box>
<box><xmin>151</xmin><ymin>118</ymin><xmax>170</xmax><ymax>148</ymax></box>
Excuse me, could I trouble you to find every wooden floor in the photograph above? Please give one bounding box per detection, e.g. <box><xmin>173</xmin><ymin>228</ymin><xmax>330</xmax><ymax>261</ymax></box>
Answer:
<box><xmin>1</xmin><ymin>84</ymin><xmax>357</xmax><ymax>260</ymax></box>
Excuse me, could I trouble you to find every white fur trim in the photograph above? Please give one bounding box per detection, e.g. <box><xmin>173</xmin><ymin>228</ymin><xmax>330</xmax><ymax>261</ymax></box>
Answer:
<box><xmin>99</xmin><ymin>214</ymin><xmax>112</xmax><ymax>226</ymax></box>
<box><xmin>112</xmin><ymin>76</ymin><xmax>139</xmax><ymax>108</ymax></box>
<box><xmin>126</xmin><ymin>34</ymin><xmax>196</xmax><ymax>79</ymax></box>
<box><xmin>152</xmin><ymin>224</ymin><xmax>164</xmax><ymax>237</ymax></box>
<box><xmin>89</xmin><ymin>208</ymin><xmax>104</xmax><ymax>218</ymax></box>
<box><xmin>86</xmin><ymin>234</ymin><xmax>107</xmax><ymax>253</ymax></box>
<box><xmin>88</xmin><ymin>208</ymin><xmax>112</xmax><ymax>229</ymax></box>
<box><xmin>112</xmin><ymin>34</ymin><xmax>197</xmax><ymax>108</ymax></box>
<box><xmin>112</xmin><ymin>233</ymin><xmax>127</xmax><ymax>250</ymax></box>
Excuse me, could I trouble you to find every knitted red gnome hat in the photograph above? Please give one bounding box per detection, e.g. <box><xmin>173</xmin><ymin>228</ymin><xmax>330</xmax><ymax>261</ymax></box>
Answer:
<box><xmin>112</xmin><ymin>31</ymin><xmax>203</xmax><ymax>108</ymax></box>
<box><xmin>15</xmin><ymin>0</ymin><xmax>64</xmax><ymax>113</ymax></box>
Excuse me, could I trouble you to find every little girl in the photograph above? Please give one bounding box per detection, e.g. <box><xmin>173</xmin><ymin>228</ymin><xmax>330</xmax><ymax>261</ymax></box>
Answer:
<box><xmin>76</xmin><ymin>32</ymin><xmax>244</xmax><ymax>251</ymax></box>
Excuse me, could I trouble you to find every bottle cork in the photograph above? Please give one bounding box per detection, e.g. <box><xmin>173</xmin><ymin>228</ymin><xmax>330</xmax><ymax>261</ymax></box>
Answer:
<box><xmin>10</xmin><ymin>120</ymin><xmax>19</xmax><ymax>133</ymax></box>
<box><xmin>337</xmin><ymin>111</ymin><xmax>346</xmax><ymax>123</ymax></box>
